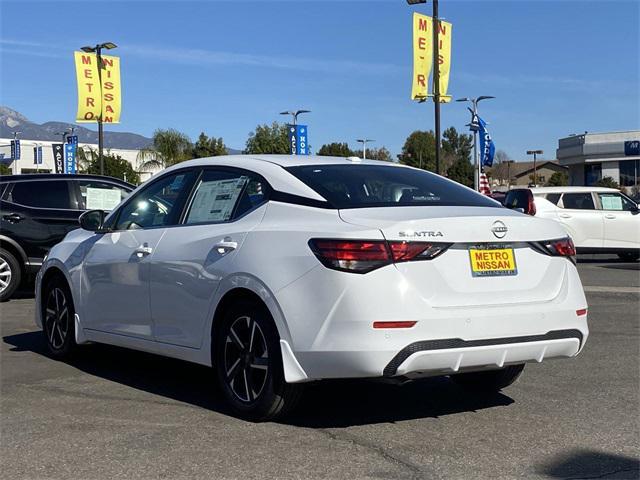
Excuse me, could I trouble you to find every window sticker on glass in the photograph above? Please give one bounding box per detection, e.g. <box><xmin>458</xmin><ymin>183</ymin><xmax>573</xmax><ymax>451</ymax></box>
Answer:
<box><xmin>86</xmin><ymin>187</ymin><xmax>122</xmax><ymax>211</ymax></box>
<box><xmin>187</xmin><ymin>176</ymin><xmax>248</xmax><ymax>223</ymax></box>
<box><xmin>169</xmin><ymin>174</ymin><xmax>186</xmax><ymax>192</ymax></box>
<box><xmin>600</xmin><ymin>194</ymin><xmax>623</xmax><ymax>211</ymax></box>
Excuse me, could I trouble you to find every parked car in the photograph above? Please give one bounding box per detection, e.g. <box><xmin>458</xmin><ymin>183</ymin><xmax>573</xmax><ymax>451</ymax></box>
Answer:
<box><xmin>0</xmin><ymin>174</ymin><xmax>134</xmax><ymax>300</ymax></box>
<box><xmin>504</xmin><ymin>186</ymin><xmax>640</xmax><ymax>261</ymax></box>
<box><xmin>36</xmin><ymin>156</ymin><xmax>588</xmax><ymax>420</ymax></box>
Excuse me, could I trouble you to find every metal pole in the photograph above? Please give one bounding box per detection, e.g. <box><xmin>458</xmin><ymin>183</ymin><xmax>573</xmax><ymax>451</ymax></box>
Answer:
<box><xmin>533</xmin><ymin>152</ymin><xmax>537</xmax><ymax>186</ymax></box>
<box><xmin>96</xmin><ymin>45</ymin><xmax>104</xmax><ymax>176</ymax></box>
<box><xmin>433</xmin><ymin>0</ymin><xmax>441</xmax><ymax>176</ymax></box>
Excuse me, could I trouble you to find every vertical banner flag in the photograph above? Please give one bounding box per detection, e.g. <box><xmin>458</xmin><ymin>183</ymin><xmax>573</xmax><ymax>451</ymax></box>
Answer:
<box><xmin>74</xmin><ymin>52</ymin><xmax>122</xmax><ymax>123</ymax></box>
<box><xmin>10</xmin><ymin>140</ymin><xmax>21</xmax><ymax>160</ymax></box>
<box><xmin>33</xmin><ymin>146</ymin><xmax>43</xmax><ymax>165</ymax></box>
<box><xmin>288</xmin><ymin>125</ymin><xmax>309</xmax><ymax>155</ymax></box>
<box><xmin>478</xmin><ymin>116</ymin><xmax>496</xmax><ymax>167</ymax></box>
<box><xmin>52</xmin><ymin>144</ymin><xmax>64</xmax><ymax>174</ymax></box>
<box><xmin>64</xmin><ymin>143</ymin><xmax>76</xmax><ymax>174</ymax></box>
<box><xmin>411</xmin><ymin>13</ymin><xmax>432</xmax><ymax>101</ymax></box>
<box><xmin>435</xmin><ymin>20</ymin><xmax>453</xmax><ymax>103</ymax></box>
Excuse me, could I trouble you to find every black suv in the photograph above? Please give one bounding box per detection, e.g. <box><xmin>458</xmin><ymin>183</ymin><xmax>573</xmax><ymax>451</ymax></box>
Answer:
<box><xmin>0</xmin><ymin>174</ymin><xmax>135</xmax><ymax>300</ymax></box>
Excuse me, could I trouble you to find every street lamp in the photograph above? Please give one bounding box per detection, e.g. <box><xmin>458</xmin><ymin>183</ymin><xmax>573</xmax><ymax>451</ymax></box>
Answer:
<box><xmin>526</xmin><ymin>149</ymin><xmax>544</xmax><ymax>187</ymax></box>
<box><xmin>356</xmin><ymin>139</ymin><xmax>375</xmax><ymax>160</ymax></box>
<box><xmin>456</xmin><ymin>96</ymin><xmax>495</xmax><ymax>191</ymax></box>
<box><xmin>279</xmin><ymin>109</ymin><xmax>311</xmax><ymax>126</ymax></box>
<box><xmin>406</xmin><ymin>0</ymin><xmax>442</xmax><ymax>176</ymax></box>
<box><xmin>80</xmin><ymin>42</ymin><xmax>117</xmax><ymax>176</ymax></box>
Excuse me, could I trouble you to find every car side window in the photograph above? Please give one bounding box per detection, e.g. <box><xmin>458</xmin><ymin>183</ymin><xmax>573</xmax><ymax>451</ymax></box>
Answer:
<box><xmin>6</xmin><ymin>180</ymin><xmax>73</xmax><ymax>209</ymax></box>
<box><xmin>561</xmin><ymin>193</ymin><xmax>595</xmax><ymax>210</ymax></box>
<box><xmin>75</xmin><ymin>180</ymin><xmax>131</xmax><ymax>211</ymax></box>
<box><xmin>115</xmin><ymin>171</ymin><xmax>195</xmax><ymax>230</ymax></box>
<box><xmin>184</xmin><ymin>170</ymin><xmax>267</xmax><ymax>225</ymax></box>
<box><xmin>598</xmin><ymin>193</ymin><xmax>636</xmax><ymax>212</ymax></box>
<box><xmin>545</xmin><ymin>193</ymin><xmax>561</xmax><ymax>205</ymax></box>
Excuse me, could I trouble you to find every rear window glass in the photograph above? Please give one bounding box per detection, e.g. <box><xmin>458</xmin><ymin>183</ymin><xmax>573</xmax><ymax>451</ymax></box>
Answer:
<box><xmin>7</xmin><ymin>180</ymin><xmax>72</xmax><ymax>209</ymax></box>
<box><xmin>504</xmin><ymin>190</ymin><xmax>531</xmax><ymax>210</ymax></box>
<box><xmin>286</xmin><ymin>164</ymin><xmax>499</xmax><ymax>209</ymax></box>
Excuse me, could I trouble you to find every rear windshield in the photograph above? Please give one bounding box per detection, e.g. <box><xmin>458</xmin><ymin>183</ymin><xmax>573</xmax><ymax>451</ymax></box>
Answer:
<box><xmin>287</xmin><ymin>164</ymin><xmax>500</xmax><ymax>209</ymax></box>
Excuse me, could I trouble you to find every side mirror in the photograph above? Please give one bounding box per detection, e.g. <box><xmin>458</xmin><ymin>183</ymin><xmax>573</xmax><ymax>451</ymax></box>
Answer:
<box><xmin>79</xmin><ymin>210</ymin><xmax>106</xmax><ymax>232</ymax></box>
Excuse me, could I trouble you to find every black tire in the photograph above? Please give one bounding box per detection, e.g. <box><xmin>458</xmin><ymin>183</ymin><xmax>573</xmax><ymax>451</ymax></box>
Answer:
<box><xmin>41</xmin><ymin>275</ymin><xmax>77</xmax><ymax>359</ymax></box>
<box><xmin>618</xmin><ymin>252</ymin><xmax>640</xmax><ymax>262</ymax></box>
<box><xmin>0</xmin><ymin>248</ymin><xmax>21</xmax><ymax>302</ymax></box>
<box><xmin>451</xmin><ymin>364</ymin><xmax>525</xmax><ymax>393</ymax></box>
<box><xmin>214</xmin><ymin>301</ymin><xmax>302</xmax><ymax>421</ymax></box>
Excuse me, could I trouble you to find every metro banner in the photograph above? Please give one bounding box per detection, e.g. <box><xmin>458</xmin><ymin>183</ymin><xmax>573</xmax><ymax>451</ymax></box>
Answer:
<box><xmin>411</xmin><ymin>14</ymin><xmax>452</xmax><ymax>103</ymax></box>
<box><xmin>74</xmin><ymin>52</ymin><xmax>122</xmax><ymax>124</ymax></box>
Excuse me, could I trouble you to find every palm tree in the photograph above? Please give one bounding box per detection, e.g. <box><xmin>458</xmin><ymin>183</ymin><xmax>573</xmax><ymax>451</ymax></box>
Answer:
<box><xmin>137</xmin><ymin>128</ymin><xmax>193</xmax><ymax>172</ymax></box>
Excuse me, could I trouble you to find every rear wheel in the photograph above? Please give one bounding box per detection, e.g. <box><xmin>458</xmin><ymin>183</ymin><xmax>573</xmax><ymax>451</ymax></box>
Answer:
<box><xmin>42</xmin><ymin>276</ymin><xmax>77</xmax><ymax>359</ymax></box>
<box><xmin>618</xmin><ymin>252</ymin><xmax>639</xmax><ymax>262</ymax></box>
<box><xmin>451</xmin><ymin>364</ymin><xmax>525</xmax><ymax>392</ymax></box>
<box><xmin>0</xmin><ymin>248</ymin><xmax>21</xmax><ymax>302</ymax></box>
<box><xmin>215</xmin><ymin>301</ymin><xmax>302</xmax><ymax>421</ymax></box>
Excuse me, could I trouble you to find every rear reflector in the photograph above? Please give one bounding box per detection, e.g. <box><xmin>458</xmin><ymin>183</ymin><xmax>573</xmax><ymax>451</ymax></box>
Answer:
<box><xmin>373</xmin><ymin>321</ymin><xmax>417</xmax><ymax>329</ymax></box>
<box><xmin>576</xmin><ymin>308</ymin><xmax>588</xmax><ymax>316</ymax></box>
<box><xmin>309</xmin><ymin>239</ymin><xmax>451</xmax><ymax>273</ymax></box>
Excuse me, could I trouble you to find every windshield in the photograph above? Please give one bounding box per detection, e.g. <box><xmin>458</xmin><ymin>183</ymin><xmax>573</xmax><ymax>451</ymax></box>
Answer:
<box><xmin>286</xmin><ymin>164</ymin><xmax>500</xmax><ymax>209</ymax></box>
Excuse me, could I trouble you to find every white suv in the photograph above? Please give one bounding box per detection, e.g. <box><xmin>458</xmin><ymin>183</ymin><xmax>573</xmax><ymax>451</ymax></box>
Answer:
<box><xmin>504</xmin><ymin>186</ymin><xmax>640</xmax><ymax>261</ymax></box>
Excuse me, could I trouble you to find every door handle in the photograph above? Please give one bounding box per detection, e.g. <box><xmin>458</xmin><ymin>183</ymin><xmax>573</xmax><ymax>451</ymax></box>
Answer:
<box><xmin>559</xmin><ymin>213</ymin><xmax>572</xmax><ymax>219</ymax></box>
<box><xmin>2</xmin><ymin>213</ymin><xmax>24</xmax><ymax>223</ymax></box>
<box><xmin>604</xmin><ymin>214</ymin><xmax>616</xmax><ymax>219</ymax></box>
<box><xmin>214</xmin><ymin>240</ymin><xmax>238</xmax><ymax>255</ymax></box>
<box><xmin>134</xmin><ymin>245</ymin><xmax>153</xmax><ymax>257</ymax></box>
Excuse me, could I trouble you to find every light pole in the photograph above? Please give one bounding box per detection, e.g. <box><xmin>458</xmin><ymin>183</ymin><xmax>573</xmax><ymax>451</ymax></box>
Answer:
<box><xmin>406</xmin><ymin>0</ymin><xmax>441</xmax><ymax>175</ymax></box>
<box><xmin>456</xmin><ymin>96</ymin><xmax>495</xmax><ymax>191</ymax></box>
<box><xmin>279</xmin><ymin>109</ymin><xmax>311</xmax><ymax>126</ymax></box>
<box><xmin>526</xmin><ymin>149</ymin><xmax>543</xmax><ymax>187</ymax></box>
<box><xmin>81</xmin><ymin>42</ymin><xmax>117</xmax><ymax>176</ymax></box>
<box><xmin>505</xmin><ymin>159</ymin><xmax>515</xmax><ymax>189</ymax></box>
<box><xmin>356</xmin><ymin>139</ymin><xmax>374</xmax><ymax>160</ymax></box>
<box><xmin>11</xmin><ymin>131</ymin><xmax>21</xmax><ymax>175</ymax></box>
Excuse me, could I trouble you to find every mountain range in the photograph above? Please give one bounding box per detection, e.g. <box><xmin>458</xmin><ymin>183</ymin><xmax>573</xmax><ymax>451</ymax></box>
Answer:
<box><xmin>0</xmin><ymin>107</ymin><xmax>241</xmax><ymax>153</ymax></box>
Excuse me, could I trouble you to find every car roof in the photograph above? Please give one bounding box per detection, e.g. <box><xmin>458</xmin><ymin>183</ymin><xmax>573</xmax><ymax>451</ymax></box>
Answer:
<box><xmin>177</xmin><ymin>154</ymin><xmax>395</xmax><ymax>168</ymax></box>
<box><xmin>513</xmin><ymin>186</ymin><xmax>621</xmax><ymax>194</ymax></box>
<box><xmin>0</xmin><ymin>173</ymin><xmax>134</xmax><ymax>188</ymax></box>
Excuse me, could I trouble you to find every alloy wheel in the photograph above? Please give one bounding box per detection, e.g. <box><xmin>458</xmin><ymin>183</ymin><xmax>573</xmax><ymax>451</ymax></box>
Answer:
<box><xmin>224</xmin><ymin>315</ymin><xmax>269</xmax><ymax>403</ymax></box>
<box><xmin>44</xmin><ymin>287</ymin><xmax>70</xmax><ymax>350</ymax></box>
<box><xmin>0</xmin><ymin>257</ymin><xmax>12</xmax><ymax>294</ymax></box>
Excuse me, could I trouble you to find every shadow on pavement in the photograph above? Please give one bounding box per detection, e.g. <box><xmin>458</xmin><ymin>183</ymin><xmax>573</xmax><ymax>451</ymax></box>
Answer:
<box><xmin>3</xmin><ymin>330</ymin><xmax>514</xmax><ymax>427</ymax></box>
<box><xmin>537</xmin><ymin>449</ymin><xmax>640</xmax><ymax>479</ymax></box>
<box><xmin>600</xmin><ymin>263</ymin><xmax>640</xmax><ymax>271</ymax></box>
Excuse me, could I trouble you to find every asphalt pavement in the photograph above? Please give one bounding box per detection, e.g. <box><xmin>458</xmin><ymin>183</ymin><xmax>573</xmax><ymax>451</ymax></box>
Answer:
<box><xmin>1</xmin><ymin>256</ymin><xmax>638</xmax><ymax>480</ymax></box>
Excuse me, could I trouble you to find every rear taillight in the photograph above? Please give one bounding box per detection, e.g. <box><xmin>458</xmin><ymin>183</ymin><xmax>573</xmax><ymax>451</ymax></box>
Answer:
<box><xmin>309</xmin><ymin>239</ymin><xmax>450</xmax><ymax>273</ymax></box>
<box><xmin>542</xmin><ymin>237</ymin><xmax>576</xmax><ymax>258</ymax></box>
<box><xmin>526</xmin><ymin>195</ymin><xmax>537</xmax><ymax>216</ymax></box>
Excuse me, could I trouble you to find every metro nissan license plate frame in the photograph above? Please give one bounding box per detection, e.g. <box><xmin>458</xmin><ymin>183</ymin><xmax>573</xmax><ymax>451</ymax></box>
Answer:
<box><xmin>468</xmin><ymin>244</ymin><xmax>518</xmax><ymax>277</ymax></box>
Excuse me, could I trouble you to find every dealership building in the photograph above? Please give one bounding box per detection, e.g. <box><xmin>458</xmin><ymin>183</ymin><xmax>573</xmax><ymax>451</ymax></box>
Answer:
<box><xmin>556</xmin><ymin>130</ymin><xmax>640</xmax><ymax>192</ymax></box>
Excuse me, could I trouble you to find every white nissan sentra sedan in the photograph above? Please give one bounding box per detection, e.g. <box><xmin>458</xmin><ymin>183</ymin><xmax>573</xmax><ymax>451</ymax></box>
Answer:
<box><xmin>36</xmin><ymin>155</ymin><xmax>588</xmax><ymax>420</ymax></box>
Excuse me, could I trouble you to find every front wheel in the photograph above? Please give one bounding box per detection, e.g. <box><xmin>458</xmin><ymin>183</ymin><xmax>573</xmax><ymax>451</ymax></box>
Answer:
<box><xmin>450</xmin><ymin>364</ymin><xmax>525</xmax><ymax>393</ymax></box>
<box><xmin>214</xmin><ymin>302</ymin><xmax>302</xmax><ymax>421</ymax></box>
<box><xmin>42</xmin><ymin>276</ymin><xmax>77</xmax><ymax>359</ymax></box>
<box><xmin>618</xmin><ymin>252</ymin><xmax>640</xmax><ymax>262</ymax></box>
<box><xmin>0</xmin><ymin>248</ymin><xmax>21</xmax><ymax>302</ymax></box>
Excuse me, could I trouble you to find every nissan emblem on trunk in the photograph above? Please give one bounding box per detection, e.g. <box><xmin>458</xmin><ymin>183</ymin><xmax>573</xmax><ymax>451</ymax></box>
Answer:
<box><xmin>491</xmin><ymin>221</ymin><xmax>508</xmax><ymax>239</ymax></box>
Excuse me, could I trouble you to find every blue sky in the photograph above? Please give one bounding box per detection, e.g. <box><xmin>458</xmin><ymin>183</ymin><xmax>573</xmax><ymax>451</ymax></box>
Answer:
<box><xmin>1</xmin><ymin>0</ymin><xmax>638</xmax><ymax>161</ymax></box>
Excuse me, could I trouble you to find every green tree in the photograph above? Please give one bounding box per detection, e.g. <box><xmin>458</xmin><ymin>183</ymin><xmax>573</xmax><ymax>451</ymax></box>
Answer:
<box><xmin>0</xmin><ymin>164</ymin><xmax>12</xmax><ymax>175</ymax></box>
<box><xmin>192</xmin><ymin>132</ymin><xmax>228</xmax><ymax>158</ymax></box>
<box><xmin>446</xmin><ymin>157</ymin><xmax>475</xmax><ymax>187</ymax></box>
<box><xmin>596</xmin><ymin>176</ymin><xmax>620</xmax><ymax>189</ymax></box>
<box><xmin>137</xmin><ymin>128</ymin><xmax>193</xmax><ymax>171</ymax></box>
<box><xmin>318</xmin><ymin>142</ymin><xmax>354</xmax><ymax>157</ymax></box>
<box><xmin>245</xmin><ymin>122</ymin><xmax>290</xmax><ymax>154</ymax></box>
<box><xmin>352</xmin><ymin>146</ymin><xmax>393</xmax><ymax>161</ymax></box>
<box><xmin>441</xmin><ymin>127</ymin><xmax>473</xmax><ymax>177</ymax></box>
<box><xmin>546</xmin><ymin>171</ymin><xmax>569</xmax><ymax>186</ymax></box>
<box><xmin>398</xmin><ymin>130</ymin><xmax>436</xmax><ymax>171</ymax></box>
<box><xmin>77</xmin><ymin>148</ymin><xmax>141</xmax><ymax>185</ymax></box>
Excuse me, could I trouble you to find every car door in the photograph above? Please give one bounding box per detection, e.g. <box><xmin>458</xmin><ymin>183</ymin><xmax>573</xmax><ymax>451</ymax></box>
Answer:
<box><xmin>149</xmin><ymin>168</ymin><xmax>269</xmax><ymax>348</ymax></box>
<box><xmin>597</xmin><ymin>192</ymin><xmax>640</xmax><ymax>249</ymax></box>
<box><xmin>557</xmin><ymin>192</ymin><xmax>603</xmax><ymax>248</ymax></box>
<box><xmin>81</xmin><ymin>170</ymin><xmax>197</xmax><ymax>339</ymax></box>
<box><xmin>1</xmin><ymin>179</ymin><xmax>79</xmax><ymax>265</ymax></box>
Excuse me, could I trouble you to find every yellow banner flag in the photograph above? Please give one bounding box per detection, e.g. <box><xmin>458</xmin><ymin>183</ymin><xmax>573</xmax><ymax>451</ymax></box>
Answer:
<box><xmin>411</xmin><ymin>13</ymin><xmax>432</xmax><ymax>101</ymax></box>
<box><xmin>74</xmin><ymin>52</ymin><xmax>122</xmax><ymax>124</ymax></box>
<box><xmin>435</xmin><ymin>19</ymin><xmax>453</xmax><ymax>103</ymax></box>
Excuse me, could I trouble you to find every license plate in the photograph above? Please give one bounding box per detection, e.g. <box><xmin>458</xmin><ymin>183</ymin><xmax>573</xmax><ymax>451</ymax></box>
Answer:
<box><xmin>469</xmin><ymin>247</ymin><xmax>518</xmax><ymax>277</ymax></box>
